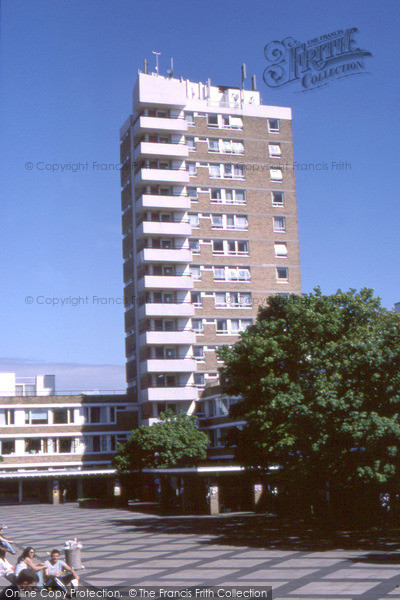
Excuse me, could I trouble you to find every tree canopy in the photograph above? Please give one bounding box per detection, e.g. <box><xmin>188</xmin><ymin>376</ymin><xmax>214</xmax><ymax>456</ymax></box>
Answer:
<box><xmin>113</xmin><ymin>410</ymin><xmax>208</xmax><ymax>472</ymax></box>
<box><xmin>218</xmin><ymin>289</ymin><xmax>400</xmax><ymax>520</ymax></box>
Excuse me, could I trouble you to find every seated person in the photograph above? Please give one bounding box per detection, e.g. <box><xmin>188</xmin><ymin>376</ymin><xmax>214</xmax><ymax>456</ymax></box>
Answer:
<box><xmin>14</xmin><ymin>548</ymin><xmax>45</xmax><ymax>587</ymax></box>
<box><xmin>0</xmin><ymin>526</ymin><xmax>15</xmax><ymax>555</ymax></box>
<box><xmin>0</xmin><ymin>569</ymin><xmax>39</xmax><ymax>600</ymax></box>
<box><xmin>0</xmin><ymin>549</ymin><xmax>14</xmax><ymax>582</ymax></box>
<box><xmin>44</xmin><ymin>549</ymin><xmax>79</xmax><ymax>589</ymax></box>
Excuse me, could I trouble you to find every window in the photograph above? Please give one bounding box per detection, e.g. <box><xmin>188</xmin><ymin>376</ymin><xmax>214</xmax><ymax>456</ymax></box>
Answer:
<box><xmin>269</xmin><ymin>144</ymin><xmax>282</xmax><ymax>157</ymax></box>
<box><xmin>1</xmin><ymin>440</ymin><xmax>15</xmax><ymax>455</ymax></box>
<box><xmin>187</xmin><ymin>187</ymin><xmax>198</xmax><ymax>199</ymax></box>
<box><xmin>211</xmin><ymin>214</ymin><xmax>223</xmax><ymax>228</ymax></box>
<box><xmin>185</xmin><ymin>112</ymin><xmax>195</xmax><ymax>126</ymax></box>
<box><xmin>155</xmin><ymin>374</ymin><xmax>176</xmax><ymax>388</ymax></box>
<box><xmin>213</xmin><ymin>267</ymin><xmax>225</xmax><ymax>280</ymax></box>
<box><xmin>209</xmin><ymin>164</ymin><xmax>221</xmax><ymax>178</ymax></box>
<box><xmin>273</xmin><ymin>216</ymin><xmax>286</xmax><ymax>232</ymax></box>
<box><xmin>0</xmin><ymin>409</ymin><xmax>14</xmax><ymax>425</ymax></box>
<box><xmin>207</xmin><ymin>114</ymin><xmax>218</xmax><ymax>127</ymax></box>
<box><xmin>210</xmin><ymin>188</ymin><xmax>221</xmax><ymax>201</ymax></box>
<box><xmin>236</xmin><ymin>240</ymin><xmax>249</xmax><ymax>254</ymax></box>
<box><xmin>59</xmin><ymin>438</ymin><xmax>73</xmax><ymax>453</ymax></box>
<box><xmin>193</xmin><ymin>346</ymin><xmax>205</xmax><ymax>359</ymax></box>
<box><xmin>84</xmin><ymin>406</ymin><xmax>107</xmax><ymax>424</ymax></box>
<box><xmin>25</xmin><ymin>409</ymin><xmax>48</xmax><ymax>425</ymax></box>
<box><xmin>53</xmin><ymin>409</ymin><xmax>68</xmax><ymax>424</ymax></box>
<box><xmin>276</xmin><ymin>266</ymin><xmax>289</xmax><ymax>281</ymax></box>
<box><xmin>234</xmin><ymin>164</ymin><xmax>245</xmax><ymax>178</ymax></box>
<box><xmin>235</xmin><ymin>189</ymin><xmax>246</xmax><ymax>203</ymax></box>
<box><xmin>215</xmin><ymin>292</ymin><xmax>227</xmax><ymax>306</ymax></box>
<box><xmin>210</xmin><ymin>188</ymin><xmax>246</xmax><ymax>204</ymax></box>
<box><xmin>212</xmin><ymin>240</ymin><xmax>224</xmax><ymax>254</ymax></box>
<box><xmin>223</xmin><ymin>164</ymin><xmax>232</xmax><ymax>178</ymax></box>
<box><xmin>189</xmin><ymin>239</ymin><xmax>200</xmax><ymax>253</ymax></box>
<box><xmin>192</xmin><ymin>319</ymin><xmax>204</xmax><ymax>333</ymax></box>
<box><xmin>274</xmin><ymin>242</ymin><xmax>287</xmax><ymax>257</ymax></box>
<box><xmin>25</xmin><ymin>438</ymin><xmax>41</xmax><ymax>454</ymax></box>
<box><xmin>225</xmin><ymin>267</ymin><xmax>250</xmax><ymax>281</ymax></box>
<box><xmin>208</xmin><ymin>139</ymin><xmax>220</xmax><ymax>152</ymax></box>
<box><xmin>272</xmin><ymin>191</ymin><xmax>284</xmax><ymax>206</ymax></box>
<box><xmin>230</xmin><ymin>116</ymin><xmax>243</xmax><ymax>129</ymax></box>
<box><xmin>232</xmin><ymin>141</ymin><xmax>244</xmax><ymax>154</ymax></box>
<box><xmin>231</xmin><ymin>215</ymin><xmax>248</xmax><ymax>229</ymax></box>
<box><xmin>190</xmin><ymin>266</ymin><xmax>201</xmax><ymax>280</ymax></box>
<box><xmin>216</xmin><ymin>319</ymin><xmax>228</xmax><ymax>333</ymax></box>
<box><xmin>212</xmin><ymin>240</ymin><xmax>249</xmax><ymax>255</ymax></box>
<box><xmin>187</xmin><ymin>162</ymin><xmax>197</xmax><ymax>175</ymax></box>
<box><xmin>194</xmin><ymin>373</ymin><xmax>205</xmax><ymax>387</ymax></box>
<box><xmin>189</xmin><ymin>214</ymin><xmax>199</xmax><ymax>227</ymax></box>
<box><xmin>186</xmin><ymin>136</ymin><xmax>196</xmax><ymax>150</ymax></box>
<box><xmin>165</xmin><ymin>347</ymin><xmax>176</xmax><ymax>359</ymax></box>
<box><xmin>268</xmin><ymin>118</ymin><xmax>280</xmax><ymax>133</ymax></box>
<box><xmin>230</xmin><ymin>319</ymin><xmax>240</xmax><ymax>334</ymax></box>
<box><xmin>191</xmin><ymin>291</ymin><xmax>202</xmax><ymax>306</ymax></box>
<box><xmin>240</xmin><ymin>319</ymin><xmax>253</xmax><ymax>331</ymax></box>
<box><xmin>270</xmin><ymin>168</ymin><xmax>283</xmax><ymax>181</ymax></box>
<box><xmin>228</xmin><ymin>292</ymin><xmax>252</xmax><ymax>307</ymax></box>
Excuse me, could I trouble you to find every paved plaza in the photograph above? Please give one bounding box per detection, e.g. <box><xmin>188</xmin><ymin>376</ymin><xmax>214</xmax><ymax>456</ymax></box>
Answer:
<box><xmin>1</xmin><ymin>503</ymin><xmax>400</xmax><ymax>599</ymax></box>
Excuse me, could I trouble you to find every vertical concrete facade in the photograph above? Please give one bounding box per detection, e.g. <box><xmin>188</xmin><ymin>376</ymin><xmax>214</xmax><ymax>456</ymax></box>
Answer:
<box><xmin>121</xmin><ymin>71</ymin><xmax>301</xmax><ymax>440</ymax></box>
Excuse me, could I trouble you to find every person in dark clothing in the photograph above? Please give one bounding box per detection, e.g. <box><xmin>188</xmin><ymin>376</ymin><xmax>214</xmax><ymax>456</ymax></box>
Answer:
<box><xmin>0</xmin><ymin>569</ymin><xmax>39</xmax><ymax>600</ymax></box>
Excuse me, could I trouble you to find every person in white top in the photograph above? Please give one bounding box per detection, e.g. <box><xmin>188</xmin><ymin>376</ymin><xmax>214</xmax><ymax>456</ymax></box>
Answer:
<box><xmin>0</xmin><ymin>548</ymin><xmax>15</xmax><ymax>582</ymax></box>
<box><xmin>44</xmin><ymin>549</ymin><xmax>79</xmax><ymax>588</ymax></box>
<box><xmin>14</xmin><ymin>547</ymin><xmax>45</xmax><ymax>586</ymax></box>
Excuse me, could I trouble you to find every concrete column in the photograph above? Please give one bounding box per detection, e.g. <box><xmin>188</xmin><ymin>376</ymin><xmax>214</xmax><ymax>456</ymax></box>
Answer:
<box><xmin>52</xmin><ymin>480</ymin><xmax>60</xmax><ymax>505</ymax></box>
<box><xmin>208</xmin><ymin>485</ymin><xmax>219</xmax><ymax>515</ymax></box>
<box><xmin>77</xmin><ymin>479</ymin><xmax>83</xmax><ymax>499</ymax></box>
<box><xmin>253</xmin><ymin>483</ymin><xmax>263</xmax><ymax>511</ymax></box>
<box><xmin>18</xmin><ymin>480</ymin><xmax>23</xmax><ymax>504</ymax></box>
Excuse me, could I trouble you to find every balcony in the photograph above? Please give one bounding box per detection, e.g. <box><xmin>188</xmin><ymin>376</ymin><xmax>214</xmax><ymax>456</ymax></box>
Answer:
<box><xmin>137</xmin><ymin>248</ymin><xmax>192</xmax><ymax>264</ymax></box>
<box><xmin>139</xmin><ymin>330</ymin><xmax>196</xmax><ymax>346</ymax></box>
<box><xmin>134</xmin><ymin>168</ymin><xmax>189</xmax><ymax>186</ymax></box>
<box><xmin>136</xmin><ymin>221</ymin><xmax>191</xmax><ymax>237</ymax></box>
<box><xmin>138</xmin><ymin>302</ymin><xmax>195</xmax><ymax>319</ymax></box>
<box><xmin>137</xmin><ymin>275</ymin><xmax>193</xmax><ymax>291</ymax></box>
<box><xmin>134</xmin><ymin>142</ymin><xmax>189</xmax><ymax>161</ymax></box>
<box><xmin>136</xmin><ymin>194</ymin><xmax>191</xmax><ymax>211</ymax></box>
<box><xmin>142</xmin><ymin>386</ymin><xmax>198</xmax><ymax>402</ymax></box>
<box><xmin>140</xmin><ymin>358</ymin><xmax>197</xmax><ymax>374</ymax></box>
<box><xmin>133</xmin><ymin>116</ymin><xmax>188</xmax><ymax>136</ymax></box>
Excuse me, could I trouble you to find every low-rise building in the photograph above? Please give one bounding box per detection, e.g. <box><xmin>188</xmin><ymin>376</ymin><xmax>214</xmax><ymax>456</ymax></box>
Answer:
<box><xmin>0</xmin><ymin>375</ymin><xmax>138</xmax><ymax>503</ymax></box>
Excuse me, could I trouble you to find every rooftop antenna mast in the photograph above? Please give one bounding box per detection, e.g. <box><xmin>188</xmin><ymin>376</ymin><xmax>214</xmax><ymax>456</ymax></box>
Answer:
<box><xmin>152</xmin><ymin>51</ymin><xmax>161</xmax><ymax>74</ymax></box>
<box><xmin>241</xmin><ymin>63</ymin><xmax>247</xmax><ymax>89</ymax></box>
<box><xmin>167</xmin><ymin>58</ymin><xmax>174</xmax><ymax>78</ymax></box>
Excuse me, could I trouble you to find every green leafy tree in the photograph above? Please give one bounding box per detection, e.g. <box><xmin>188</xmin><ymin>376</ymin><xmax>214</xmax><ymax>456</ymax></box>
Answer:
<box><xmin>113</xmin><ymin>410</ymin><xmax>208</xmax><ymax>472</ymax></box>
<box><xmin>218</xmin><ymin>289</ymin><xmax>400</xmax><ymax>523</ymax></box>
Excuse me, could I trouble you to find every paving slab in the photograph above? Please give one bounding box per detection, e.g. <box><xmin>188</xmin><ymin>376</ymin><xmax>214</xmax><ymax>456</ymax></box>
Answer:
<box><xmin>1</xmin><ymin>504</ymin><xmax>400</xmax><ymax>599</ymax></box>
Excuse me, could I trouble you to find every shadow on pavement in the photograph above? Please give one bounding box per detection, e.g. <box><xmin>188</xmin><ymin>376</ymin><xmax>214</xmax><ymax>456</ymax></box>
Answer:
<box><xmin>350</xmin><ymin>552</ymin><xmax>400</xmax><ymax>564</ymax></box>
<box><xmin>108</xmin><ymin>512</ymin><xmax>400</xmax><ymax>552</ymax></box>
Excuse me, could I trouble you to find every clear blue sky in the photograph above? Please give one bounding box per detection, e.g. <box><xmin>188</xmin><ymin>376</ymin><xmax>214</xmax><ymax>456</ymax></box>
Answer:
<box><xmin>1</xmin><ymin>0</ymin><xmax>399</xmax><ymax>390</ymax></box>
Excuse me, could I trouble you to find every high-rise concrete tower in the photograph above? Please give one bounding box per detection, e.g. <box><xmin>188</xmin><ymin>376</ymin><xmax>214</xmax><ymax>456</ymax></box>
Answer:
<box><xmin>120</xmin><ymin>69</ymin><xmax>301</xmax><ymax>427</ymax></box>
